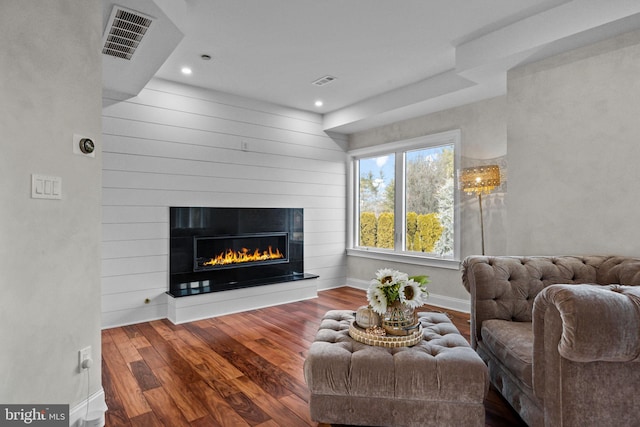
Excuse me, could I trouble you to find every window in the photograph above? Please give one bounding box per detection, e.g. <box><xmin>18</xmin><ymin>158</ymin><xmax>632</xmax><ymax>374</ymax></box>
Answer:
<box><xmin>348</xmin><ymin>130</ymin><xmax>460</xmax><ymax>267</ymax></box>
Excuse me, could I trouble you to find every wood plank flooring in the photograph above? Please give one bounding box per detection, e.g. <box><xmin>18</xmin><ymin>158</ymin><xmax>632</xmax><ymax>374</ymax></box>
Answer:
<box><xmin>102</xmin><ymin>286</ymin><xmax>527</xmax><ymax>427</ymax></box>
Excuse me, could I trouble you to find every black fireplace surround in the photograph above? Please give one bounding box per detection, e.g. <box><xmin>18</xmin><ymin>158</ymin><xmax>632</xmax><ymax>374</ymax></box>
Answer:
<box><xmin>169</xmin><ymin>207</ymin><xmax>317</xmax><ymax>297</ymax></box>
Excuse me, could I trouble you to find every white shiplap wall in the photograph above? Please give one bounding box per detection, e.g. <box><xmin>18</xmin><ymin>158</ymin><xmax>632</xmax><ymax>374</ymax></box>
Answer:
<box><xmin>102</xmin><ymin>79</ymin><xmax>348</xmax><ymax>328</ymax></box>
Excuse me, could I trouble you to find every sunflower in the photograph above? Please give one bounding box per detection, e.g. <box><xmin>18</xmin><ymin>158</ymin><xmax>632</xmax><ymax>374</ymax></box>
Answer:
<box><xmin>374</xmin><ymin>268</ymin><xmax>403</xmax><ymax>285</ymax></box>
<box><xmin>367</xmin><ymin>285</ymin><xmax>388</xmax><ymax>314</ymax></box>
<box><xmin>400</xmin><ymin>279</ymin><xmax>426</xmax><ymax>309</ymax></box>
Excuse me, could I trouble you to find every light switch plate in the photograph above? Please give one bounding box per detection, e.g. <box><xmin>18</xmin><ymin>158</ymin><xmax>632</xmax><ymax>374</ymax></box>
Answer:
<box><xmin>32</xmin><ymin>174</ymin><xmax>62</xmax><ymax>200</ymax></box>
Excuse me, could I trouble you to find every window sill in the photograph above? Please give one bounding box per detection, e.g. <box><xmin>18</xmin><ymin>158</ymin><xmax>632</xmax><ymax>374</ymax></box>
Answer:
<box><xmin>346</xmin><ymin>248</ymin><xmax>461</xmax><ymax>270</ymax></box>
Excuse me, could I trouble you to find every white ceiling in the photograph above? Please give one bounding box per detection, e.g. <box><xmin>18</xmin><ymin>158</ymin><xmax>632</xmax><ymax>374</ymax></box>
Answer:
<box><xmin>103</xmin><ymin>0</ymin><xmax>640</xmax><ymax>133</ymax></box>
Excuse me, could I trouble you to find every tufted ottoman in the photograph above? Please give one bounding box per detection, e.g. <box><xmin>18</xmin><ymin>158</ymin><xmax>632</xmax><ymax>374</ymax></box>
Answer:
<box><xmin>304</xmin><ymin>310</ymin><xmax>489</xmax><ymax>427</ymax></box>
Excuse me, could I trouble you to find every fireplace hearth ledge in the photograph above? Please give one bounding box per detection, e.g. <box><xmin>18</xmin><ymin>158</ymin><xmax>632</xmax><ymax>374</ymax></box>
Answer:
<box><xmin>166</xmin><ymin>275</ymin><xmax>319</xmax><ymax>325</ymax></box>
<box><xmin>167</xmin><ymin>272</ymin><xmax>318</xmax><ymax>298</ymax></box>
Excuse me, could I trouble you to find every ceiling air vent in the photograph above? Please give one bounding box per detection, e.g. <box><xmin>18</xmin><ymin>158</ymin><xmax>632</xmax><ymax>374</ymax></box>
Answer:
<box><xmin>102</xmin><ymin>6</ymin><xmax>154</xmax><ymax>60</ymax></box>
<box><xmin>312</xmin><ymin>75</ymin><xmax>337</xmax><ymax>86</ymax></box>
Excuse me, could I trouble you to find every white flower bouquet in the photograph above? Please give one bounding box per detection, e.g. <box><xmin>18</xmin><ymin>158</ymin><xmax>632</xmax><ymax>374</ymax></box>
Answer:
<box><xmin>366</xmin><ymin>268</ymin><xmax>429</xmax><ymax>315</ymax></box>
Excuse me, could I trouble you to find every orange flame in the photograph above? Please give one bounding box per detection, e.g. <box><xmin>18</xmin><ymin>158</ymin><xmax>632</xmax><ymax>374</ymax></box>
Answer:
<box><xmin>203</xmin><ymin>246</ymin><xmax>284</xmax><ymax>267</ymax></box>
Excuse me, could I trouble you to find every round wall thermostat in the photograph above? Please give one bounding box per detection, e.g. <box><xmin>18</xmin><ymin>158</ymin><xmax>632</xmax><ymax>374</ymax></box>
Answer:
<box><xmin>79</xmin><ymin>138</ymin><xmax>95</xmax><ymax>154</ymax></box>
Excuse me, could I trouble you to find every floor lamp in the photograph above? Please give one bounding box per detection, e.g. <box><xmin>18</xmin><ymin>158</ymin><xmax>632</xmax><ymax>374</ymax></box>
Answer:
<box><xmin>460</xmin><ymin>165</ymin><xmax>501</xmax><ymax>255</ymax></box>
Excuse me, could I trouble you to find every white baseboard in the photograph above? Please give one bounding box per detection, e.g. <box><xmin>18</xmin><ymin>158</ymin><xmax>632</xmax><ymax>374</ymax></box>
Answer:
<box><xmin>69</xmin><ymin>387</ymin><xmax>107</xmax><ymax>427</ymax></box>
<box><xmin>345</xmin><ymin>278</ymin><xmax>470</xmax><ymax>313</ymax></box>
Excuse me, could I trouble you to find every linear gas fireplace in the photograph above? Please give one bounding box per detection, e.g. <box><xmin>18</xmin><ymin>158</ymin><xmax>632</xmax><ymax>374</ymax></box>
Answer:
<box><xmin>169</xmin><ymin>207</ymin><xmax>317</xmax><ymax>297</ymax></box>
<box><xmin>193</xmin><ymin>233</ymin><xmax>288</xmax><ymax>271</ymax></box>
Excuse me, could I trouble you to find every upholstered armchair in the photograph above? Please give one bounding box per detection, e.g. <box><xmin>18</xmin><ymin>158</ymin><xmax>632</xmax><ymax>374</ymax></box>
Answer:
<box><xmin>462</xmin><ymin>255</ymin><xmax>640</xmax><ymax>427</ymax></box>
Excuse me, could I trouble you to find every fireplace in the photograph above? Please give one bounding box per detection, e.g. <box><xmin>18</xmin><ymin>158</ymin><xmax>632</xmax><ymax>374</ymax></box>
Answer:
<box><xmin>169</xmin><ymin>207</ymin><xmax>317</xmax><ymax>297</ymax></box>
<box><xmin>193</xmin><ymin>233</ymin><xmax>288</xmax><ymax>272</ymax></box>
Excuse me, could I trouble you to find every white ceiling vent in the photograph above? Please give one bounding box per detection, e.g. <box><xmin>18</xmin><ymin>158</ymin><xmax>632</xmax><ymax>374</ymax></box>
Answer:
<box><xmin>102</xmin><ymin>6</ymin><xmax>154</xmax><ymax>60</ymax></box>
<box><xmin>312</xmin><ymin>75</ymin><xmax>337</xmax><ymax>86</ymax></box>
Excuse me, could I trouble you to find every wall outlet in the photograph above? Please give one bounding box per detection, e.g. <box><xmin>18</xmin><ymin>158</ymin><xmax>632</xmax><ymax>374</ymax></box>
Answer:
<box><xmin>79</xmin><ymin>346</ymin><xmax>92</xmax><ymax>371</ymax></box>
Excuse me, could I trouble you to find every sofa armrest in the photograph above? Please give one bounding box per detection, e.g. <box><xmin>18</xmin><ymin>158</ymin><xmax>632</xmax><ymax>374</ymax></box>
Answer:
<box><xmin>533</xmin><ymin>284</ymin><xmax>640</xmax><ymax>362</ymax></box>
<box><xmin>532</xmin><ymin>284</ymin><xmax>640</xmax><ymax>400</ymax></box>
<box><xmin>532</xmin><ymin>283</ymin><xmax>640</xmax><ymax>427</ymax></box>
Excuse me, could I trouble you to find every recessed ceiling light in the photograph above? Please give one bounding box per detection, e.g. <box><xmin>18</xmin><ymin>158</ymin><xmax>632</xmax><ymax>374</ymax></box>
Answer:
<box><xmin>315</xmin><ymin>100</ymin><xmax>323</xmax><ymax>107</ymax></box>
<box><xmin>181</xmin><ymin>67</ymin><xmax>192</xmax><ymax>75</ymax></box>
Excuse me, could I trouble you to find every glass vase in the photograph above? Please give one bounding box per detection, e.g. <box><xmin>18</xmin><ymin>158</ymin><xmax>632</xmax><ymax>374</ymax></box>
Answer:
<box><xmin>381</xmin><ymin>301</ymin><xmax>418</xmax><ymax>336</ymax></box>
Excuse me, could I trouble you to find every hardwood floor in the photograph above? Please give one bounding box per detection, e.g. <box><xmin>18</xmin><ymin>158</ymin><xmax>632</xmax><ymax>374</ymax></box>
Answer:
<box><xmin>102</xmin><ymin>286</ymin><xmax>526</xmax><ymax>427</ymax></box>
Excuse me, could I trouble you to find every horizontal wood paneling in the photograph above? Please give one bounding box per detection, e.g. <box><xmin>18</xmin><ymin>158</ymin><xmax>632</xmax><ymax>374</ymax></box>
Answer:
<box><xmin>102</xmin><ymin>272</ymin><xmax>167</xmax><ymax>295</ymax></box>
<box><xmin>103</xmin><ymin>170</ymin><xmax>343</xmax><ymax>198</ymax></box>
<box><xmin>303</xmin><ymin>242</ymin><xmax>346</xmax><ymax>257</ymax></box>
<box><xmin>103</xmin><ymin>101</ymin><xmax>340</xmax><ymax>151</ymax></box>
<box><xmin>103</xmin><ymin>223</ymin><xmax>169</xmax><ymax>242</ymax></box>
<box><xmin>102</xmin><ymin>132</ymin><xmax>346</xmax><ymax>173</ymax></box>
<box><xmin>102</xmin><ymin>288</ymin><xmax>168</xmax><ymax>313</ymax></box>
<box><xmin>304</xmin><ymin>254</ymin><xmax>347</xmax><ymax>271</ymax></box>
<box><xmin>103</xmin><ymin>206</ymin><xmax>168</xmax><ymax>224</ymax></box>
<box><xmin>304</xmin><ymin>208</ymin><xmax>345</xmax><ymax>221</ymax></box>
<box><xmin>304</xmin><ymin>219</ymin><xmax>345</xmax><ymax>233</ymax></box>
<box><xmin>103</xmin><ymin>152</ymin><xmax>345</xmax><ymax>187</ymax></box>
<box><xmin>102</xmin><ymin>80</ymin><xmax>347</xmax><ymax>328</ymax></box>
<box><xmin>129</xmin><ymin>87</ymin><xmax>327</xmax><ymax>136</ymax></box>
<box><xmin>102</xmin><ymin>239</ymin><xmax>168</xmax><ymax>260</ymax></box>
<box><xmin>145</xmin><ymin>79</ymin><xmax>325</xmax><ymax>126</ymax></box>
<box><xmin>102</xmin><ymin>189</ymin><xmax>344</xmax><ymax>209</ymax></box>
<box><xmin>310</xmin><ymin>268</ymin><xmax>348</xmax><ymax>290</ymax></box>
<box><xmin>304</xmin><ymin>231</ymin><xmax>345</xmax><ymax>245</ymax></box>
<box><xmin>102</xmin><ymin>255</ymin><xmax>167</xmax><ymax>278</ymax></box>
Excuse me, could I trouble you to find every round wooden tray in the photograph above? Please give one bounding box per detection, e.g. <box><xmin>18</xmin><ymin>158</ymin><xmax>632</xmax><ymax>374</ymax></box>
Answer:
<box><xmin>348</xmin><ymin>321</ymin><xmax>423</xmax><ymax>348</ymax></box>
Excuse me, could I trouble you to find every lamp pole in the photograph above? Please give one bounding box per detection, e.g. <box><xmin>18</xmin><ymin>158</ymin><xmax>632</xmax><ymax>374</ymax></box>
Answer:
<box><xmin>478</xmin><ymin>193</ymin><xmax>485</xmax><ymax>255</ymax></box>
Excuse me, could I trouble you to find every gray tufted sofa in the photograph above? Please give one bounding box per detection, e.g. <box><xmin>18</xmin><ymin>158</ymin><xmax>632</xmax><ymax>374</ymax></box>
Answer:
<box><xmin>462</xmin><ymin>255</ymin><xmax>640</xmax><ymax>427</ymax></box>
<box><xmin>304</xmin><ymin>310</ymin><xmax>488</xmax><ymax>427</ymax></box>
